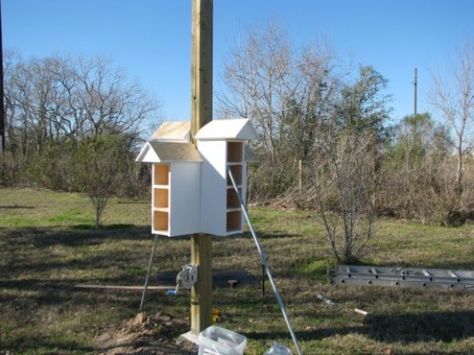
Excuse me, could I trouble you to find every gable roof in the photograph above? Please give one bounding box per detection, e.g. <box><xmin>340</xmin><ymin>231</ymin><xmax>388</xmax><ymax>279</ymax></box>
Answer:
<box><xmin>195</xmin><ymin>118</ymin><xmax>257</xmax><ymax>141</ymax></box>
<box><xmin>150</xmin><ymin>121</ymin><xmax>191</xmax><ymax>142</ymax></box>
<box><xmin>136</xmin><ymin>141</ymin><xmax>202</xmax><ymax>163</ymax></box>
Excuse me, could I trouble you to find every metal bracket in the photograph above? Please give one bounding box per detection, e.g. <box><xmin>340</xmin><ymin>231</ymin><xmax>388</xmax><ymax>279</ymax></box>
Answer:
<box><xmin>175</xmin><ymin>264</ymin><xmax>198</xmax><ymax>294</ymax></box>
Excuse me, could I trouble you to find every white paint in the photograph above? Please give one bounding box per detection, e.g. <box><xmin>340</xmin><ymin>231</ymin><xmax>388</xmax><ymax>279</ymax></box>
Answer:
<box><xmin>136</xmin><ymin>143</ymin><xmax>156</xmax><ymax>163</ymax></box>
<box><xmin>140</xmin><ymin>118</ymin><xmax>257</xmax><ymax>238</ymax></box>
<box><xmin>198</xmin><ymin>140</ymin><xmax>228</xmax><ymax>236</ymax></box>
<box><xmin>195</xmin><ymin>118</ymin><xmax>257</xmax><ymax>141</ymax></box>
<box><xmin>151</xmin><ymin>164</ymin><xmax>170</xmax><ymax>236</ymax></box>
<box><xmin>169</xmin><ymin>162</ymin><xmax>200</xmax><ymax>236</ymax></box>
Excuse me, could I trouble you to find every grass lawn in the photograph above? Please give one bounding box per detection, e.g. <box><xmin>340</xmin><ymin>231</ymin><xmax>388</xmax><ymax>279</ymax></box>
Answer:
<box><xmin>1</xmin><ymin>187</ymin><xmax>474</xmax><ymax>354</ymax></box>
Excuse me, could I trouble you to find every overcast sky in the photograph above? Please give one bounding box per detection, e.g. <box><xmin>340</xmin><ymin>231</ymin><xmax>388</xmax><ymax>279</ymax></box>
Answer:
<box><xmin>4</xmin><ymin>0</ymin><xmax>474</xmax><ymax>124</ymax></box>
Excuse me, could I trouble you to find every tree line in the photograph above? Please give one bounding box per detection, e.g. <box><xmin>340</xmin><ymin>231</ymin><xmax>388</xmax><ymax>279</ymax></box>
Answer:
<box><xmin>219</xmin><ymin>26</ymin><xmax>474</xmax><ymax>219</ymax></box>
<box><xmin>1</xmin><ymin>52</ymin><xmax>155</xmax><ymax>196</ymax></box>
<box><xmin>218</xmin><ymin>26</ymin><xmax>474</xmax><ymax>261</ymax></box>
<box><xmin>1</xmin><ymin>26</ymin><xmax>473</xmax><ymax>260</ymax></box>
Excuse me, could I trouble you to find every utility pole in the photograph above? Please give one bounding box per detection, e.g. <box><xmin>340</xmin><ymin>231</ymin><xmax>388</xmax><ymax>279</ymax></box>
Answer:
<box><xmin>413</xmin><ymin>67</ymin><xmax>418</xmax><ymax>116</ymax></box>
<box><xmin>190</xmin><ymin>0</ymin><xmax>213</xmax><ymax>335</ymax></box>
<box><xmin>0</xmin><ymin>0</ymin><xmax>5</xmax><ymax>156</ymax></box>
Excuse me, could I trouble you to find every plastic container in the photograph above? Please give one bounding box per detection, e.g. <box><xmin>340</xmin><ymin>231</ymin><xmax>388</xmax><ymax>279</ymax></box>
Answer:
<box><xmin>198</xmin><ymin>325</ymin><xmax>247</xmax><ymax>355</ymax></box>
<box><xmin>264</xmin><ymin>342</ymin><xmax>292</xmax><ymax>355</ymax></box>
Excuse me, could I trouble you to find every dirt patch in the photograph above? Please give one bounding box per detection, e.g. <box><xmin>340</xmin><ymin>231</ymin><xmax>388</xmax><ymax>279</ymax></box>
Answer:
<box><xmin>96</xmin><ymin>312</ymin><xmax>195</xmax><ymax>354</ymax></box>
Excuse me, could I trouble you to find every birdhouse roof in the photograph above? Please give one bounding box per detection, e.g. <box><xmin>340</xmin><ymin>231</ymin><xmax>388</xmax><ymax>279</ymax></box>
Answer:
<box><xmin>195</xmin><ymin>118</ymin><xmax>258</xmax><ymax>141</ymax></box>
<box><xmin>150</xmin><ymin>121</ymin><xmax>191</xmax><ymax>143</ymax></box>
<box><xmin>136</xmin><ymin>141</ymin><xmax>202</xmax><ymax>163</ymax></box>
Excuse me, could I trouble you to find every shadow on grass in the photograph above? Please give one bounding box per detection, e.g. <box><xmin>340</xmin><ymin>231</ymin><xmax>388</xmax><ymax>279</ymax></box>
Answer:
<box><xmin>6</xmin><ymin>337</ymin><xmax>96</xmax><ymax>353</ymax></box>
<box><xmin>245</xmin><ymin>311</ymin><xmax>474</xmax><ymax>344</ymax></box>
<box><xmin>365</xmin><ymin>311</ymin><xmax>474</xmax><ymax>342</ymax></box>
<box><xmin>259</xmin><ymin>232</ymin><xmax>301</xmax><ymax>239</ymax></box>
<box><xmin>2</xmin><ymin>224</ymin><xmax>152</xmax><ymax>248</ymax></box>
<box><xmin>71</xmin><ymin>223</ymin><xmax>138</xmax><ymax>230</ymax></box>
<box><xmin>0</xmin><ymin>204</ymin><xmax>35</xmax><ymax>209</ymax></box>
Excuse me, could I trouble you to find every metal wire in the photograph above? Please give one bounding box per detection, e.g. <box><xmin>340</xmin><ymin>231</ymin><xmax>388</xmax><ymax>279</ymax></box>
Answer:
<box><xmin>140</xmin><ymin>233</ymin><xmax>159</xmax><ymax>311</ymax></box>
<box><xmin>228</xmin><ymin>168</ymin><xmax>303</xmax><ymax>355</ymax></box>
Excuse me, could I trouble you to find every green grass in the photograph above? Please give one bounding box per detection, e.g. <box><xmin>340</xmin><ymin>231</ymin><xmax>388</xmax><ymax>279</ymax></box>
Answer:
<box><xmin>1</xmin><ymin>188</ymin><xmax>474</xmax><ymax>354</ymax></box>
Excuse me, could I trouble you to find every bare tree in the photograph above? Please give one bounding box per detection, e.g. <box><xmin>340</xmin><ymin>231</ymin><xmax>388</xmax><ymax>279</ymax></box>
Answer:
<box><xmin>2</xmin><ymin>53</ymin><xmax>157</xmax><ymax>189</ymax></box>
<box><xmin>314</xmin><ymin>129</ymin><xmax>378</xmax><ymax>262</ymax></box>
<box><xmin>5</xmin><ymin>54</ymin><xmax>156</xmax><ymax>149</ymax></box>
<box><xmin>313</xmin><ymin>66</ymin><xmax>389</xmax><ymax>262</ymax></box>
<box><xmin>218</xmin><ymin>23</ymin><xmax>338</xmax><ymax>200</ymax></box>
<box><xmin>74</xmin><ymin>134</ymin><xmax>129</xmax><ymax>228</ymax></box>
<box><xmin>430</xmin><ymin>42</ymin><xmax>474</xmax><ymax>193</ymax></box>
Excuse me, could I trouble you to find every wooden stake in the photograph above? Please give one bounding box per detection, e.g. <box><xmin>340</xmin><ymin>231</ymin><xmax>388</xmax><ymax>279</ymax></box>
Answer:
<box><xmin>190</xmin><ymin>0</ymin><xmax>213</xmax><ymax>335</ymax></box>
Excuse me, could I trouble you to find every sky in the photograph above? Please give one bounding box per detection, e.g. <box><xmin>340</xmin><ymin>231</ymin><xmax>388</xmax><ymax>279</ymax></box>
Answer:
<box><xmin>3</xmin><ymin>0</ymin><xmax>474</xmax><ymax>124</ymax></box>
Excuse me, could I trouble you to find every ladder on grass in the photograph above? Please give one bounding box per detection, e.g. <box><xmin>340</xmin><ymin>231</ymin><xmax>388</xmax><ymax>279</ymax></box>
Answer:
<box><xmin>333</xmin><ymin>265</ymin><xmax>474</xmax><ymax>291</ymax></box>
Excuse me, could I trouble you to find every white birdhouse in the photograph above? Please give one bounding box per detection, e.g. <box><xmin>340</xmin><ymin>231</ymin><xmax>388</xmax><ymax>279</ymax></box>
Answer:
<box><xmin>136</xmin><ymin>118</ymin><xmax>257</xmax><ymax>237</ymax></box>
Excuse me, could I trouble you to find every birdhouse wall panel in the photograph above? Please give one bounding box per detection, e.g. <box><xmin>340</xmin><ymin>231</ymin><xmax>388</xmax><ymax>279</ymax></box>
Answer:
<box><xmin>198</xmin><ymin>140</ymin><xmax>228</xmax><ymax>236</ymax></box>
<box><xmin>169</xmin><ymin>162</ymin><xmax>201</xmax><ymax>236</ymax></box>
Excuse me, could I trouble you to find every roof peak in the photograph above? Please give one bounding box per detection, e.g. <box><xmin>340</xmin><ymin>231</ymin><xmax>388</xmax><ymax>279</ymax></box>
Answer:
<box><xmin>150</xmin><ymin>121</ymin><xmax>191</xmax><ymax>143</ymax></box>
<box><xmin>195</xmin><ymin>118</ymin><xmax>257</xmax><ymax>141</ymax></box>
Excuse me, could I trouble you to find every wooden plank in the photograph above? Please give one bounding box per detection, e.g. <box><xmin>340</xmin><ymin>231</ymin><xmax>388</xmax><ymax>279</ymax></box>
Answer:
<box><xmin>191</xmin><ymin>0</ymin><xmax>213</xmax><ymax>139</ymax></box>
<box><xmin>190</xmin><ymin>0</ymin><xmax>213</xmax><ymax>335</ymax></box>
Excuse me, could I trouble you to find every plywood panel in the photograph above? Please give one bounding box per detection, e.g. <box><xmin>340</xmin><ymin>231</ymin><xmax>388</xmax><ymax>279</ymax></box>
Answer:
<box><xmin>153</xmin><ymin>210</ymin><xmax>169</xmax><ymax>232</ymax></box>
<box><xmin>227</xmin><ymin>142</ymin><xmax>243</xmax><ymax>162</ymax></box>
<box><xmin>153</xmin><ymin>164</ymin><xmax>169</xmax><ymax>185</ymax></box>
<box><xmin>226</xmin><ymin>210</ymin><xmax>242</xmax><ymax>232</ymax></box>
<box><xmin>153</xmin><ymin>188</ymin><xmax>169</xmax><ymax>208</ymax></box>
<box><xmin>227</xmin><ymin>187</ymin><xmax>241</xmax><ymax>209</ymax></box>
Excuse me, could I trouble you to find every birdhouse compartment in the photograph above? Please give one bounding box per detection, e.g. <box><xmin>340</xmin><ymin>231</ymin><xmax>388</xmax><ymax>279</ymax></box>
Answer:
<box><xmin>153</xmin><ymin>164</ymin><xmax>170</xmax><ymax>185</ymax></box>
<box><xmin>150</xmin><ymin>162</ymin><xmax>200</xmax><ymax>236</ymax></box>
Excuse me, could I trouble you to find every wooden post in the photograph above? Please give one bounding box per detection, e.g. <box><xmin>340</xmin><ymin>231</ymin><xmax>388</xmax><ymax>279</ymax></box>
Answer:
<box><xmin>191</xmin><ymin>0</ymin><xmax>213</xmax><ymax>138</ymax></box>
<box><xmin>190</xmin><ymin>0</ymin><xmax>213</xmax><ymax>335</ymax></box>
<box><xmin>190</xmin><ymin>234</ymin><xmax>212</xmax><ymax>333</ymax></box>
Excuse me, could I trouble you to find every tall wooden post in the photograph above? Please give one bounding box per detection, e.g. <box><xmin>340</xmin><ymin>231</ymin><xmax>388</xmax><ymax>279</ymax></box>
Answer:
<box><xmin>190</xmin><ymin>0</ymin><xmax>213</xmax><ymax>335</ymax></box>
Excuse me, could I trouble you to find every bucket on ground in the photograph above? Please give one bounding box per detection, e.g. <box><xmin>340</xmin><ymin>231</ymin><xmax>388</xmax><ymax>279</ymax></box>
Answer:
<box><xmin>198</xmin><ymin>325</ymin><xmax>247</xmax><ymax>355</ymax></box>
